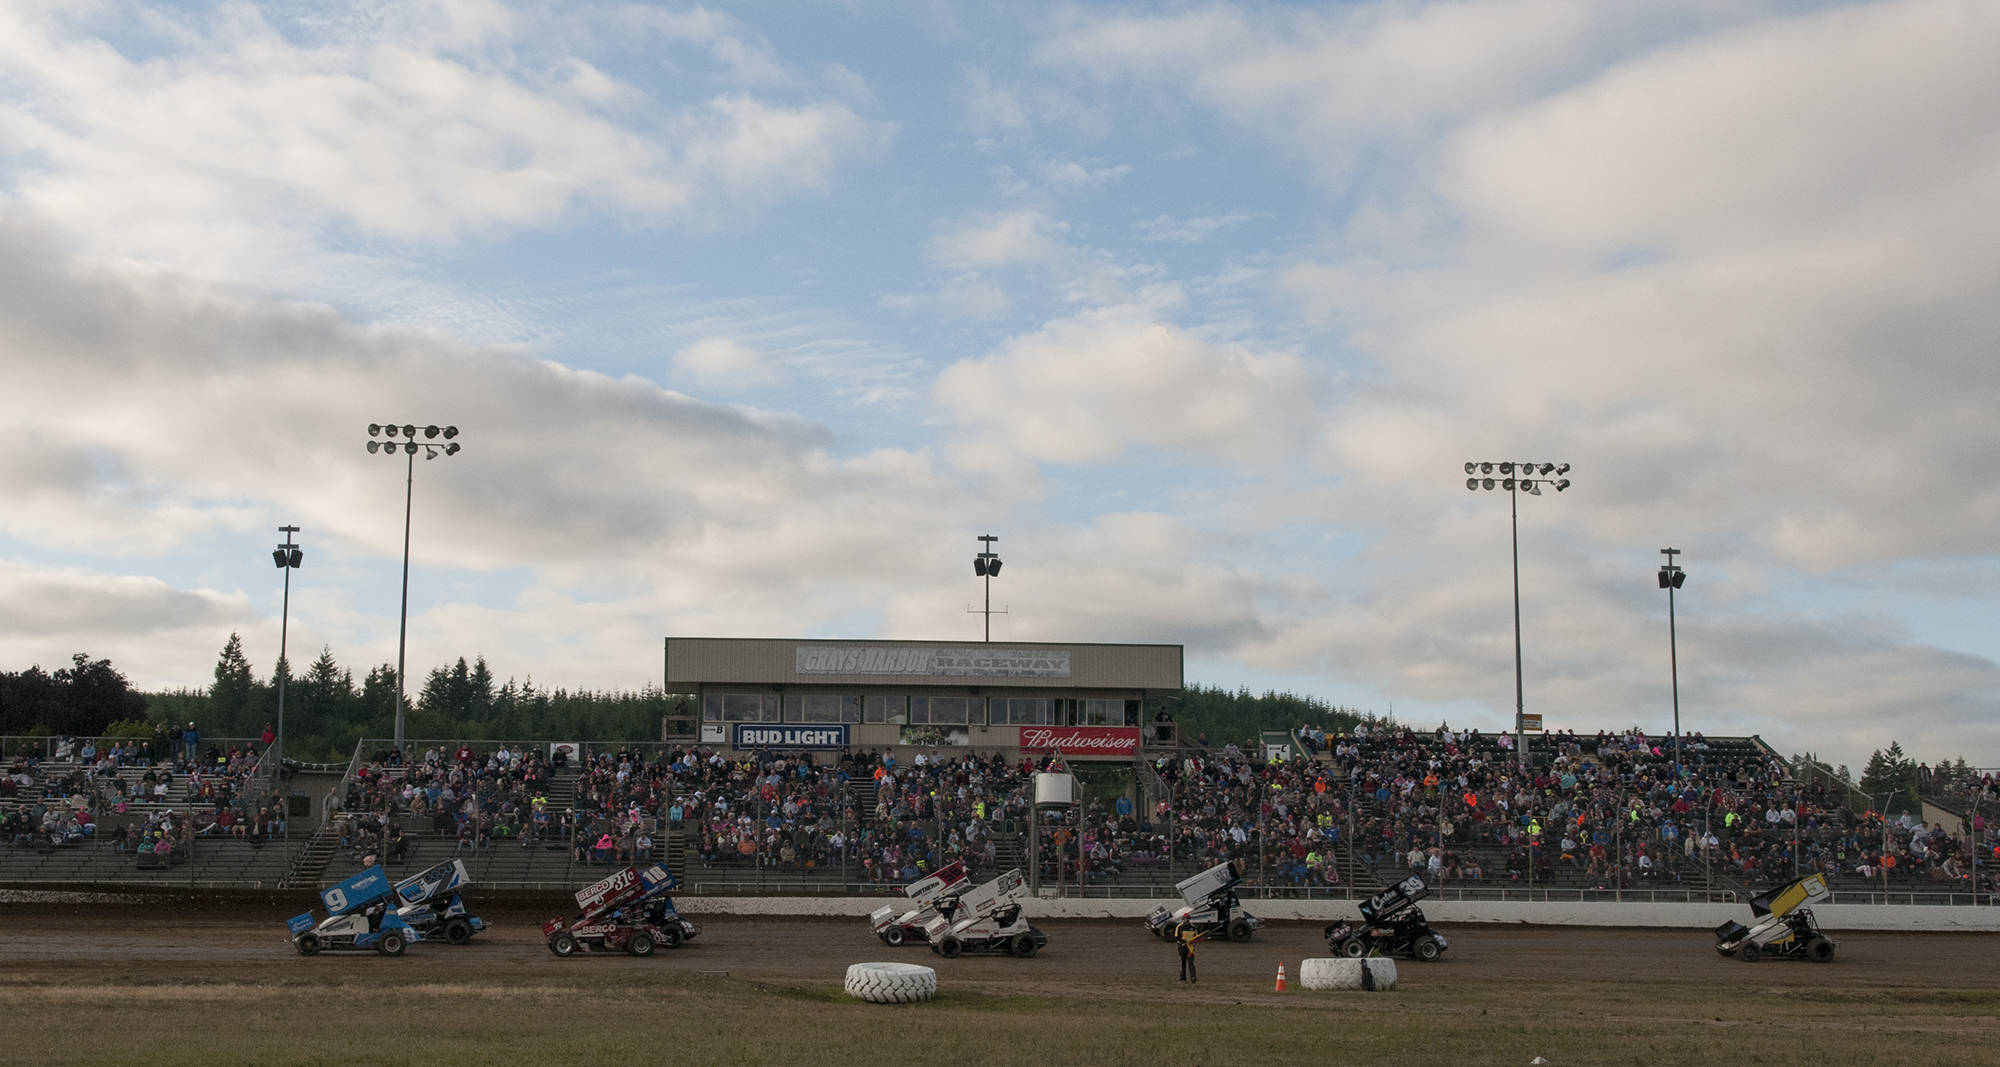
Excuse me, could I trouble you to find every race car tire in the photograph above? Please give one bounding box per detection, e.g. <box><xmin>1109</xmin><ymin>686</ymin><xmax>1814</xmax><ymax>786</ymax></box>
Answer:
<box><xmin>660</xmin><ymin>925</ymin><xmax>683</xmax><ymax>949</ymax></box>
<box><xmin>883</xmin><ymin>926</ymin><xmax>906</xmax><ymax>947</ymax></box>
<box><xmin>844</xmin><ymin>962</ymin><xmax>937</xmax><ymax>1005</ymax></box>
<box><xmin>628</xmin><ymin>932</ymin><xmax>655</xmax><ymax>957</ymax></box>
<box><xmin>938</xmin><ymin>936</ymin><xmax>964</xmax><ymax>959</ymax></box>
<box><xmin>377</xmin><ymin>932</ymin><xmax>406</xmax><ymax>957</ymax></box>
<box><xmin>1740</xmin><ymin>943</ymin><xmax>1762</xmax><ymax>963</ymax></box>
<box><xmin>550</xmin><ymin>932</ymin><xmax>578</xmax><ymax>957</ymax></box>
<box><xmin>1808</xmin><ymin>938</ymin><xmax>1836</xmax><ymax>963</ymax></box>
<box><xmin>443</xmin><ymin>918</ymin><xmax>474</xmax><ymax>946</ymax></box>
<box><xmin>1715</xmin><ymin>945</ymin><xmax>1736</xmax><ymax>958</ymax></box>
<box><xmin>1339</xmin><ymin>939</ymin><xmax>1367</xmax><ymax>959</ymax></box>
<box><xmin>1227</xmin><ymin>918</ymin><xmax>1252</xmax><ymax>942</ymax></box>
<box><xmin>1298</xmin><ymin>957</ymin><xmax>1398</xmax><ymax>992</ymax></box>
<box><xmin>1009</xmin><ymin>932</ymin><xmax>1037</xmax><ymax>958</ymax></box>
<box><xmin>295</xmin><ymin>935</ymin><xmax>320</xmax><ymax>957</ymax></box>
<box><xmin>1415</xmin><ymin>937</ymin><xmax>1442</xmax><ymax>962</ymax></box>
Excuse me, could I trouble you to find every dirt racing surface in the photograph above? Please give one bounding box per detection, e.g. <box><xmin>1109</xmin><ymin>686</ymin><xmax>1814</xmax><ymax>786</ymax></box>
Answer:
<box><xmin>3</xmin><ymin>897</ymin><xmax>1996</xmax><ymax>998</ymax></box>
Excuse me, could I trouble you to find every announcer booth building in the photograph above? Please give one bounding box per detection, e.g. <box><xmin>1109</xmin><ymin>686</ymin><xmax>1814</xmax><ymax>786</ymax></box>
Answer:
<box><xmin>663</xmin><ymin>637</ymin><xmax>1183</xmax><ymax>760</ymax></box>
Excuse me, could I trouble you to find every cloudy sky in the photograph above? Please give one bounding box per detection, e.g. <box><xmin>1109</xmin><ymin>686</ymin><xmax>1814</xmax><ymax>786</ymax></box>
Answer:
<box><xmin>3</xmin><ymin>0</ymin><xmax>1996</xmax><ymax>772</ymax></box>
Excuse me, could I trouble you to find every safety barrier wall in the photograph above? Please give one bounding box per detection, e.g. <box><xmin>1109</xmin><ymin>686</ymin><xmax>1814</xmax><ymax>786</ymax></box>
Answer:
<box><xmin>676</xmin><ymin>894</ymin><xmax>2000</xmax><ymax>931</ymax></box>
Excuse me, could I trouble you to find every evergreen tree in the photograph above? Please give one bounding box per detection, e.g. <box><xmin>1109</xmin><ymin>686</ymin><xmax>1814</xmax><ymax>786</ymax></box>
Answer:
<box><xmin>52</xmin><ymin>653</ymin><xmax>148</xmax><ymax>736</ymax></box>
<box><xmin>209</xmin><ymin>632</ymin><xmax>256</xmax><ymax>736</ymax></box>
<box><xmin>1858</xmin><ymin>741</ymin><xmax>1918</xmax><ymax>815</ymax></box>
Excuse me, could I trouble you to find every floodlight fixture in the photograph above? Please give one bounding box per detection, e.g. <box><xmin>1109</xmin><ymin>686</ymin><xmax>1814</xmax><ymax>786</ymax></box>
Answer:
<box><xmin>1458</xmin><ymin>459</ymin><xmax>1575</xmax><ymax>771</ymax></box>
<box><xmin>1659</xmin><ymin>547</ymin><xmax>1687</xmax><ymax>782</ymax></box>
<box><xmin>361</xmin><ymin>421</ymin><xmax>464</xmax><ymax>748</ymax></box>
<box><xmin>972</xmin><ymin>534</ymin><xmax>1004</xmax><ymax>641</ymax></box>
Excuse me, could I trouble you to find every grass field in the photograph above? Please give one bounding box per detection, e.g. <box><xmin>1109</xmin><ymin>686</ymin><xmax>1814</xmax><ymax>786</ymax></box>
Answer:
<box><xmin>8</xmin><ymin>972</ymin><xmax>1998</xmax><ymax>1067</ymax></box>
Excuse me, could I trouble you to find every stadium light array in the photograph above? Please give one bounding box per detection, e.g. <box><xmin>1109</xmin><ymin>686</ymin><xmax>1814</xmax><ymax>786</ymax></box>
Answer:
<box><xmin>365</xmin><ymin>422</ymin><xmax>463</xmax><ymax>748</ymax></box>
<box><xmin>1463</xmin><ymin>459</ymin><xmax>1573</xmax><ymax>769</ymax></box>
<box><xmin>1659</xmin><ymin>547</ymin><xmax>1687</xmax><ymax>783</ymax></box>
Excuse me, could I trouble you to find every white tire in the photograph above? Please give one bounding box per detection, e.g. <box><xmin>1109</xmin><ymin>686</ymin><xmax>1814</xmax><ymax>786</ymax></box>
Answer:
<box><xmin>844</xmin><ymin>962</ymin><xmax>938</xmax><ymax>1004</ymax></box>
<box><xmin>1298</xmin><ymin>957</ymin><xmax>1398</xmax><ymax>992</ymax></box>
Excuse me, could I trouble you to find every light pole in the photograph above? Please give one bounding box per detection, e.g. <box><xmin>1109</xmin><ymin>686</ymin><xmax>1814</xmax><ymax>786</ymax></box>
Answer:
<box><xmin>972</xmin><ymin>534</ymin><xmax>1003</xmax><ymax>642</ymax></box>
<box><xmin>365</xmin><ymin>423</ymin><xmax>461</xmax><ymax>749</ymax></box>
<box><xmin>1463</xmin><ymin>461</ymin><xmax>1571</xmax><ymax>770</ymax></box>
<box><xmin>271</xmin><ymin>525</ymin><xmax>303</xmax><ymax>780</ymax></box>
<box><xmin>1658</xmin><ymin>548</ymin><xmax>1686</xmax><ymax>785</ymax></box>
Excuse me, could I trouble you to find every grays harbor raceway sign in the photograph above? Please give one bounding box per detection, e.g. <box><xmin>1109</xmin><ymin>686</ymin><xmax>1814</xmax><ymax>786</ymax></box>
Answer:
<box><xmin>795</xmin><ymin>645</ymin><xmax>1071</xmax><ymax>679</ymax></box>
<box><xmin>1017</xmin><ymin>726</ymin><xmax>1139</xmax><ymax>758</ymax></box>
<box><xmin>734</xmin><ymin>724</ymin><xmax>850</xmax><ymax>750</ymax></box>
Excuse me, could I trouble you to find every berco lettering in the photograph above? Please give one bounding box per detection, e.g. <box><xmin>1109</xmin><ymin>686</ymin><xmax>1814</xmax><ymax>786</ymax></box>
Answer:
<box><xmin>795</xmin><ymin>645</ymin><xmax>1070</xmax><ymax>678</ymax></box>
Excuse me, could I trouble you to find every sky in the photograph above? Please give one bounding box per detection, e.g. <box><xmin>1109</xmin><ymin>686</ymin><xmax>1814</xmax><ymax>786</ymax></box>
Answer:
<box><xmin>2</xmin><ymin>0</ymin><xmax>1997</xmax><ymax>775</ymax></box>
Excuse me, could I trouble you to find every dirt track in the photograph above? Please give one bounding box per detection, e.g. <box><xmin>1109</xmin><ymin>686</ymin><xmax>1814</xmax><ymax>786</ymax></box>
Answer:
<box><xmin>3</xmin><ymin>900</ymin><xmax>1995</xmax><ymax>996</ymax></box>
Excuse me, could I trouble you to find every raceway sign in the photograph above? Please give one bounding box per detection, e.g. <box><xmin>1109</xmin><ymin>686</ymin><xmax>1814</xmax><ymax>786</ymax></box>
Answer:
<box><xmin>1017</xmin><ymin>726</ymin><xmax>1139</xmax><ymax>758</ymax></box>
<box><xmin>795</xmin><ymin>645</ymin><xmax>1071</xmax><ymax>678</ymax></box>
<box><xmin>733</xmin><ymin>723</ymin><xmax>850</xmax><ymax>750</ymax></box>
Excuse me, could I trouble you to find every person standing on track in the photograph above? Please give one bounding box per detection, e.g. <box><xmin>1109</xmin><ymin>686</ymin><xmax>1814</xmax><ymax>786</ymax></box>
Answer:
<box><xmin>1173</xmin><ymin>917</ymin><xmax>1200</xmax><ymax>983</ymax></box>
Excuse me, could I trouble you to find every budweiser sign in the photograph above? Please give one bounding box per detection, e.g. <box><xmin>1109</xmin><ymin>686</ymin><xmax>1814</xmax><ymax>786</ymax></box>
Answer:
<box><xmin>1017</xmin><ymin>726</ymin><xmax>1139</xmax><ymax>758</ymax></box>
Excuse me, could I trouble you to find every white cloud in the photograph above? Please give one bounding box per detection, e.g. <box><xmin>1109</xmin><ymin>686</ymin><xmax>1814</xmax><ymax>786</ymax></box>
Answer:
<box><xmin>0</xmin><ymin>2</ymin><xmax>888</xmax><ymax>285</ymax></box>
<box><xmin>929</xmin><ymin>209</ymin><xmax>1070</xmax><ymax>270</ymax></box>
<box><xmin>933</xmin><ymin>302</ymin><xmax>1316</xmax><ymax>468</ymax></box>
<box><xmin>673</xmin><ymin>336</ymin><xmax>782</xmax><ymax>387</ymax></box>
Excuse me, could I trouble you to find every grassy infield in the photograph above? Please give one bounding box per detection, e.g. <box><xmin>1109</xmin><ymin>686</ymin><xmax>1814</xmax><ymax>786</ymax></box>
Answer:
<box><xmin>6</xmin><ymin>972</ymin><xmax>1997</xmax><ymax>1067</ymax></box>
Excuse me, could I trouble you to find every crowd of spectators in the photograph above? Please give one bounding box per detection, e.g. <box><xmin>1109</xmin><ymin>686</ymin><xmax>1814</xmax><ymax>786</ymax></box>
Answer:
<box><xmin>307</xmin><ymin>731</ymin><xmax>1999</xmax><ymax>900</ymax></box>
<box><xmin>336</xmin><ymin>743</ymin><xmax>555</xmax><ymax>860</ymax></box>
<box><xmin>0</xmin><ymin>727</ymin><xmax>288</xmax><ymax>870</ymax></box>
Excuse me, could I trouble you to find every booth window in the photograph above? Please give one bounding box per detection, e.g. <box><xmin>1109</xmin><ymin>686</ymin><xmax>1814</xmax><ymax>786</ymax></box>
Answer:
<box><xmin>910</xmin><ymin>696</ymin><xmax>975</xmax><ymax>725</ymax></box>
<box><xmin>703</xmin><ymin>692</ymin><xmax>780</xmax><ymax>722</ymax></box>
<box><xmin>990</xmin><ymin>697</ymin><xmax>1058</xmax><ymax>725</ymax></box>
<box><xmin>786</xmin><ymin>694</ymin><xmax>860</xmax><ymax>723</ymax></box>
<box><xmin>863</xmin><ymin>695</ymin><xmax>908</xmax><ymax>724</ymax></box>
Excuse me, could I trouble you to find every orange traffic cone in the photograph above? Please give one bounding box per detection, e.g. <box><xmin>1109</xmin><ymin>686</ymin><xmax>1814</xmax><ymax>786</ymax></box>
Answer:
<box><xmin>1274</xmin><ymin>962</ymin><xmax>1287</xmax><ymax>992</ymax></box>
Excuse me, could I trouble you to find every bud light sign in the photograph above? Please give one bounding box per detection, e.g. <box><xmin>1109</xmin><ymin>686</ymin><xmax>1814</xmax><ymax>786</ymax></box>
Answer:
<box><xmin>733</xmin><ymin>724</ymin><xmax>849</xmax><ymax>750</ymax></box>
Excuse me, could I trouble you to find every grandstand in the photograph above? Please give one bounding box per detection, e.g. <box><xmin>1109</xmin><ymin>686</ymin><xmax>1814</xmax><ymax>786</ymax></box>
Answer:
<box><xmin>5</xmin><ymin>726</ymin><xmax>1993</xmax><ymax>907</ymax></box>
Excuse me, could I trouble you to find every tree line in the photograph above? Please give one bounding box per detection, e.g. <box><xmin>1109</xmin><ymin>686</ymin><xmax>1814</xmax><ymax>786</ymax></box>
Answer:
<box><xmin>1</xmin><ymin>635</ymin><xmax>672</xmax><ymax>763</ymax></box>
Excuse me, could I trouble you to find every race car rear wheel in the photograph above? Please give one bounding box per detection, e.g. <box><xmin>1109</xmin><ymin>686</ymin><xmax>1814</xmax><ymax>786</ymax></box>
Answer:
<box><xmin>1009</xmin><ymin>932</ymin><xmax>1037</xmax><ymax>958</ymax></box>
<box><xmin>1415</xmin><ymin>938</ymin><xmax>1442</xmax><ymax>962</ymax></box>
<box><xmin>550</xmin><ymin>932</ymin><xmax>578</xmax><ymax>957</ymax></box>
<box><xmin>660</xmin><ymin>925</ymin><xmax>683</xmax><ymax>949</ymax></box>
<box><xmin>938</xmin><ymin>936</ymin><xmax>963</xmax><ymax>959</ymax></box>
<box><xmin>1227</xmin><ymin>918</ymin><xmax>1252</xmax><ymax>942</ymax></box>
<box><xmin>443</xmin><ymin>918</ymin><xmax>473</xmax><ymax>946</ymax></box>
<box><xmin>377</xmin><ymin>932</ymin><xmax>406</xmax><ymax>957</ymax></box>
<box><xmin>294</xmin><ymin>935</ymin><xmax>320</xmax><ymax>956</ymax></box>
<box><xmin>1339</xmin><ymin>939</ymin><xmax>1366</xmax><ymax>959</ymax></box>
<box><xmin>883</xmin><ymin>926</ymin><xmax>905</xmax><ymax>947</ymax></box>
<box><xmin>1807</xmin><ymin>938</ymin><xmax>1836</xmax><ymax>963</ymax></box>
<box><xmin>628</xmin><ymin>932</ymin><xmax>655</xmax><ymax>957</ymax></box>
<box><xmin>1740</xmin><ymin>943</ymin><xmax>1762</xmax><ymax>963</ymax></box>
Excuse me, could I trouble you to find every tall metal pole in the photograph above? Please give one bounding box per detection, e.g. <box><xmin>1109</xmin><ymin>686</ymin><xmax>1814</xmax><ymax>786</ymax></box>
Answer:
<box><xmin>1510</xmin><ymin>480</ymin><xmax>1525</xmax><ymax>771</ymax></box>
<box><xmin>275</xmin><ymin>525</ymin><xmax>300</xmax><ymax>779</ymax></box>
<box><xmin>973</xmin><ymin>534</ymin><xmax>1001</xmax><ymax>642</ymax></box>
<box><xmin>396</xmin><ymin>448</ymin><xmax>414</xmax><ymax>750</ymax></box>
<box><xmin>1662</xmin><ymin>548</ymin><xmax>1684</xmax><ymax>785</ymax></box>
<box><xmin>1466</xmin><ymin>462</ymin><xmax>1568</xmax><ymax>772</ymax></box>
<box><xmin>367</xmin><ymin>423</ymin><xmax>461</xmax><ymax>751</ymax></box>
